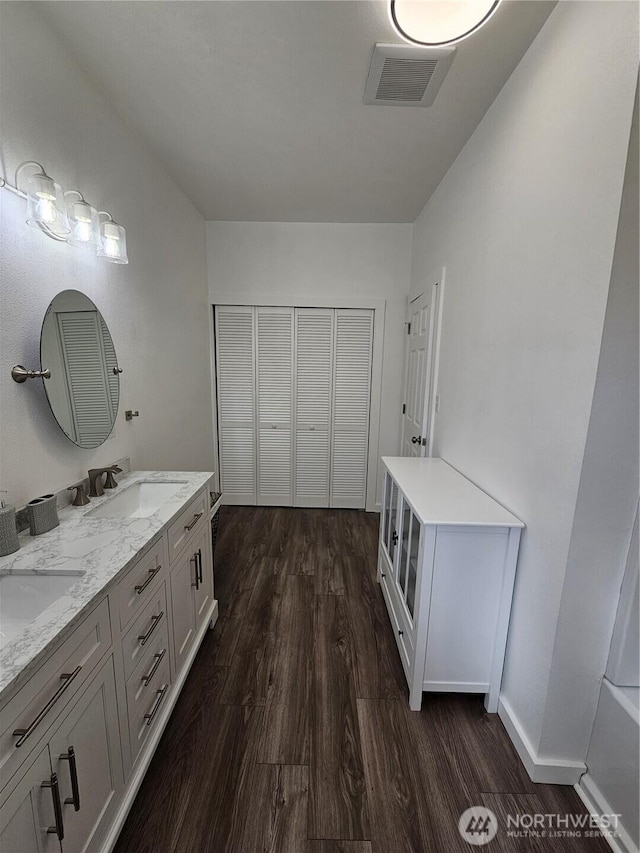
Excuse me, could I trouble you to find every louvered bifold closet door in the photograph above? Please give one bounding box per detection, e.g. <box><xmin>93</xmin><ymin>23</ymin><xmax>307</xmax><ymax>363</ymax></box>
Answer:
<box><xmin>256</xmin><ymin>307</ymin><xmax>294</xmax><ymax>506</ymax></box>
<box><xmin>330</xmin><ymin>309</ymin><xmax>374</xmax><ymax>509</ymax></box>
<box><xmin>215</xmin><ymin>306</ymin><xmax>257</xmax><ymax>504</ymax></box>
<box><xmin>294</xmin><ymin>308</ymin><xmax>333</xmax><ymax>507</ymax></box>
<box><xmin>58</xmin><ymin>312</ymin><xmax>115</xmax><ymax>448</ymax></box>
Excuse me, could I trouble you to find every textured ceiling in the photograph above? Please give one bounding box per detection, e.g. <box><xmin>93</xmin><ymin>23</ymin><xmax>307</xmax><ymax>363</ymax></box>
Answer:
<box><xmin>37</xmin><ymin>0</ymin><xmax>555</xmax><ymax>222</ymax></box>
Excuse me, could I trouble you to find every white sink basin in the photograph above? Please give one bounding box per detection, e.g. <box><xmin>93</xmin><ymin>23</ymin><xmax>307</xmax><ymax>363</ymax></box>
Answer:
<box><xmin>0</xmin><ymin>572</ymin><xmax>85</xmax><ymax>650</ymax></box>
<box><xmin>86</xmin><ymin>481</ymin><xmax>187</xmax><ymax>519</ymax></box>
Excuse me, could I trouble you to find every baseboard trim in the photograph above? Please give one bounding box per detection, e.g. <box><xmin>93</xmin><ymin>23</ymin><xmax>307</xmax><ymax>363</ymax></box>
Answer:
<box><xmin>101</xmin><ymin>598</ymin><xmax>219</xmax><ymax>853</ymax></box>
<box><xmin>576</xmin><ymin>775</ymin><xmax>638</xmax><ymax>853</ymax></box>
<box><xmin>498</xmin><ymin>696</ymin><xmax>586</xmax><ymax>785</ymax></box>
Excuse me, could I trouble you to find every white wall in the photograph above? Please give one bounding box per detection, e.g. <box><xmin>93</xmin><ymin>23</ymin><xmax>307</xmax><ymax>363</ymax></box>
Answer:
<box><xmin>207</xmin><ymin>221</ymin><xmax>413</xmax><ymax>503</ymax></box>
<box><xmin>0</xmin><ymin>3</ymin><xmax>214</xmax><ymax>508</ymax></box>
<box><xmin>540</xmin><ymin>92</ymin><xmax>639</xmax><ymax>761</ymax></box>
<box><xmin>409</xmin><ymin>0</ymin><xmax>638</xmax><ymax>767</ymax></box>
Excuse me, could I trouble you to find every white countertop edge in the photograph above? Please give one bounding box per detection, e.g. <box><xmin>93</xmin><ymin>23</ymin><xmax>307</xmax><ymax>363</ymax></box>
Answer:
<box><xmin>381</xmin><ymin>457</ymin><xmax>524</xmax><ymax>529</ymax></box>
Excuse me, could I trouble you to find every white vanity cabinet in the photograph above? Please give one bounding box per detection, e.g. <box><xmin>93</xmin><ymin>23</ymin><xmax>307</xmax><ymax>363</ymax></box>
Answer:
<box><xmin>0</xmin><ymin>652</ymin><xmax>122</xmax><ymax>853</ymax></box>
<box><xmin>169</xmin><ymin>517</ymin><xmax>213</xmax><ymax>677</ymax></box>
<box><xmin>46</xmin><ymin>656</ymin><xmax>123</xmax><ymax>852</ymax></box>
<box><xmin>0</xmin><ymin>473</ymin><xmax>218</xmax><ymax>853</ymax></box>
<box><xmin>0</xmin><ymin>745</ymin><xmax>60</xmax><ymax>853</ymax></box>
<box><xmin>379</xmin><ymin>457</ymin><xmax>524</xmax><ymax>712</ymax></box>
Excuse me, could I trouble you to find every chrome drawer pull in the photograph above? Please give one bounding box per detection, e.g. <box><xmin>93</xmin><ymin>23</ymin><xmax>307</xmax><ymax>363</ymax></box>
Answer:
<box><xmin>60</xmin><ymin>745</ymin><xmax>80</xmax><ymax>811</ymax></box>
<box><xmin>134</xmin><ymin>565</ymin><xmax>161</xmax><ymax>595</ymax></box>
<box><xmin>13</xmin><ymin>666</ymin><xmax>82</xmax><ymax>747</ymax></box>
<box><xmin>41</xmin><ymin>773</ymin><xmax>65</xmax><ymax>840</ymax></box>
<box><xmin>196</xmin><ymin>548</ymin><xmax>203</xmax><ymax>584</ymax></box>
<box><xmin>144</xmin><ymin>684</ymin><xmax>168</xmax><ymax>725</ymax></box>
<box><xmin>138</xmin><ymin>611</ymin><xmax>164</xmax><ymax>645</ymax></box>
<box><xmin>142</xmin><ymin>648</ymin><xmax>167</xmax><ymax>686</ymax></box>
<box><xmin>184</xmin><ymin>511</ymin><xmax>203</xmax><ymax>532</ymax></box>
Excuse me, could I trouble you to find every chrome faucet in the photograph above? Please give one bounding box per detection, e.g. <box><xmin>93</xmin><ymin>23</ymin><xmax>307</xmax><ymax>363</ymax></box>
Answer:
<box><xmin>88</xmin><ymin>465</ymin><xmax>121</xmax><ymax>497</ymax></box>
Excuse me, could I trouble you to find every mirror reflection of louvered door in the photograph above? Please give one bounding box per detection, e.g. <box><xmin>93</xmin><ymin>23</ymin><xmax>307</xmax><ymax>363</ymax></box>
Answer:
<box><xmin>215</xmin><ymin>306</ymin><xmax>257</xmax><ymax>504</ymax></box>
<box><xmin>57</xmin><ymin>311</ymin><xmax>115</xmax><ymax>448</ymax></box>
<box><xmin>294</xmin><ymin>308</ymin><xmax>333</xmax><ymax>507</ymax></box>
<box><xmin>256</xmin><ymin>307</ymin><xmax>294</xmax><ymax>506</ymax></box>
<box><xmin>330</xmin><ymin>309</ymin><xmax>373</xmax><ymax>509</ymax></box>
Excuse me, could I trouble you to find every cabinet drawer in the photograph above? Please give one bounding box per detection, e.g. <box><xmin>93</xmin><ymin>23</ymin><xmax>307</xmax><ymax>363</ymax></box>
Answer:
<box><xmin>116</xmin><ymin>537</ymin><xmax>166</xmax><ymax>632</ymax></box>
<box><xmin>127</xmin><ymin>620</ymin><xmax>170</xmax><ymax>689</ymax></box>
<box><xmin>126</xmin><ymin>651</ymin><xmax>170</xmax><ymax>766</ymax></box>
<box><xmin>167</xmin><ymin>490</ymin><xmax>207</xmax><ymax>564</ymax></box>
<box><xmin>121</xmin><ymin>586</ymin><xmax>167</xmax><ymax>683</ymax></box>
<box><xmin>0</xmin><ymin>598</ymin><xmax>111</xmax><ymax>790</ymax></box>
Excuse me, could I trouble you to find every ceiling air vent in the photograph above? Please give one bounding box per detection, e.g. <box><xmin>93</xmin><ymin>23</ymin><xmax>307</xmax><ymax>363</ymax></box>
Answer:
<box><xmin>364</xmin><ymin>44</ymin><xmax>455</xmax><ymax>107</ymax></box>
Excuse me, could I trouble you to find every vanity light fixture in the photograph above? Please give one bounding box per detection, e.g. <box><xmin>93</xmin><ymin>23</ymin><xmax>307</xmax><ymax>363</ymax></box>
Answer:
<box><xmin>0</xmin><ymin>160</ymin><xmax>128</xmax><ymax>263</ymax></box>
<box><xmin>17</xmin><ymin>162</ymin><xmax>69</xmax><ymax>237</ymax></box>
<box><xmin>389</xmin><ymin>0</ymin><xmax>502</xmax><ymax>47</ymax></box>
<box><xmin>65</xmin><ymin>190</ymin><xmax>99</xmax><ymax>249</ymax></box>
<box><xmin>97</xmin><ymin>212</ymin><xmax>128</xmax><ymax>264</ymax></box>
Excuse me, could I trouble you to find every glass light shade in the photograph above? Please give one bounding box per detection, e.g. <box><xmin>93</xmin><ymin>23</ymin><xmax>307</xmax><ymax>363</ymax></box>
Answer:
<box><xmin>390</xmin><ymin>0</ymin><xmax>501</xmax><ymax>47</ymax></box>
<box><xmin>25</xmin><ymin>174</ymin><xmax>70</xmax><ymax>233</ymax></box>
<box><xmin>67</xmin><ymin>200</ymin><xmax>99</xmax><ymax>248</ymax></box>
<box><xmin>97</xmin><ymin>220</ymin><xmax>128</xmax><ymax>264</ymax></box>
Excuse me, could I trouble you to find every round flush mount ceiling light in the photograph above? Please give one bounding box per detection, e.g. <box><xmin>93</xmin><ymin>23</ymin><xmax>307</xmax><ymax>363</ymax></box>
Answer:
<box><xmin>389</xmin><ymin>0</ymin><xmax>502</xmax><ymax>47</ymax></box>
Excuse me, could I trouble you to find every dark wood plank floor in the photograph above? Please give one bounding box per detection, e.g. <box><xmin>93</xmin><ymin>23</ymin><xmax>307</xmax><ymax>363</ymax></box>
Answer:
<box><xmin>115</xmin><ymin>506</ymin><xmax>608</xmax><ymax>853</ymax></box>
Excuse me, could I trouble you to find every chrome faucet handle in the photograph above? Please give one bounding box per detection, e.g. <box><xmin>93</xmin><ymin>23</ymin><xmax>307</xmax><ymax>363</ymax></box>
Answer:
<box><xmin>67</xmin><ymin>482</ymin><xmax>90</xmax><ymax>507</ymax></box>
<box><xmin>87</xmin><ymin>469</ymin><xmax>107</xmax><ymax>498</ymax></box>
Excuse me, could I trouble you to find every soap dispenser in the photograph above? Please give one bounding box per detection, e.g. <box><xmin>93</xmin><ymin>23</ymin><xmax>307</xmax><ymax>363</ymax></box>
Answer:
<box><xmin>0</xmin><ymin>491</ymin><xmax>20</xmax><ymax>557</ymax></box>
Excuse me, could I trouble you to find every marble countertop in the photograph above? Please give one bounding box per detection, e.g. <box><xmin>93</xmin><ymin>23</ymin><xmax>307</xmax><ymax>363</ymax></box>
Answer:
<box><xmin>0</xmin><ymin>470</ymin><xmax>214</xmax><ymax>699</ymax></box>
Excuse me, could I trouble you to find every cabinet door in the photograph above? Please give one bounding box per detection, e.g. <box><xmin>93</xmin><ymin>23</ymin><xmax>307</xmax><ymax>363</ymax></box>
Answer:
<box><xmin>294</xmin><ymin>308</ymin><xmax>333</xmax><ymax>507</ymax></box>
<box><xmin>387</xmin><ymin>478</ymin><xmax>399</xmax><ymax>572</ymax></box>
<box><xmin>169</xmin><ymin>548</ymin><xmax>197</xmax><ymax>676</ymax></box>
<box><xmin>215</xmin><ymin>305</ymin><xmax>257</xmax><ymax>504</ymax></box>
<box><xmin>0</xmin><ymin>745</ymin><xmax>60</xmax><ymax>853</ymax></box>
<box><xmin>395</xmin><ymin>498</ymin><xmax>420</xmax><ymax>624</ymax></box>
<box><xmin>48</xmin><ymin>657</ymin><xmax>122</xmax><ymax>853</ymax></box>
<box><xmin>381</xmin><ymin>471</ymin><xmax>391</xmax><ymax>553</ymax></box>
<box><xmin>330</xmin><ymin>309</ymin><xmax>373</xmax><ymax>509</ymax></box>
<box><xmin>193</xmin><ymin>528</ymin><xmax>214</xmax><ymax>632</ymax></box>
<box><xmin>256</xmin><ymin>307</ymin><xmax>294</xmax><ymax>506</ymax></box>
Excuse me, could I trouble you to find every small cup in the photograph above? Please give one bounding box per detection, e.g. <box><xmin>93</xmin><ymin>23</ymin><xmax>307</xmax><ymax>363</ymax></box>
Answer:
<box><xmin>0</xmin><ymin>504</ymin><xmax>20</xmax><ymax>556</ymax></box>
<box><xmin>26</xmin><ymin>494</ymin><xmax>59</xmax><ymax>536</ymax></box>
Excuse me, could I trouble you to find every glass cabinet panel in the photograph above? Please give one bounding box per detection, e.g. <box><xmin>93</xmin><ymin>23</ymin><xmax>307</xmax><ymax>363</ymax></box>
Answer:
<box><xmin>398</xmin><ymin>498</ymin><xmax>411</xmax><ymax>594</ymax></box>
<box><xmin>382</xmin><ymin>473</ymin><xmax>391</xmax><ymax>552</ymax></box>
<box><xmin>406</xmin><ymin>510</ymin><xmax>420</xmax><ymax>618</ymax></box>
<box><xmin>389</xmin><ymin>480</ymin><xmax>398</xmax><ymax>564</ymax></box>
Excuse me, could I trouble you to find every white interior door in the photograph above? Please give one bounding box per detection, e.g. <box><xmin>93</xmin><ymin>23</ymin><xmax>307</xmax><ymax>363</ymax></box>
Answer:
<box><xmin>256</xmin><ymin>307</ymin><xmax>294</xmax><ymax>506</ymax></box>
<box><xmin>294</xmin><ymin>308</ymin><xmax>333</xmax><ymax>507</ymax></box>
<box><xmin>330</xmin><ymin>308</ymin><xmax>373</xmax><ymax>509</ymax></box>
<box><xmin>215</xmin><ymin>305</ymin><xmax>257</xmax><ymax>504</ymax></box>
<box><xmin>401</xmin><ymin>284</ymin><xmax>438</xmax><ymax>457</ymax></box>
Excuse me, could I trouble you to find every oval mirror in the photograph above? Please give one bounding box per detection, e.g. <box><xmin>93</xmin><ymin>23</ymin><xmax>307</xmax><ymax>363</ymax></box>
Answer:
<box><xmin>41</xmin><ymin>290</ymin><xmax>120</xmax><ymax>448</ymax></box>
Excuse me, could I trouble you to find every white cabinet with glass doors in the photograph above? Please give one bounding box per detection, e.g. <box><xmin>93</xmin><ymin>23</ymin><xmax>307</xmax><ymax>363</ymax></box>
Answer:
<box><xmin>378</xmin><ymin>457</ymin><xmax>524</xmax><ymax>712</ymax></box>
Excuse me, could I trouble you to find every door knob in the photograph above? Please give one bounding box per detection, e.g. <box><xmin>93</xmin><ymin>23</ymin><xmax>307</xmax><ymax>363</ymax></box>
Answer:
<box><xmin>411</xmin><ymin>436</ymin><xmax>420</xmax><ymax>444</ymax></box>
